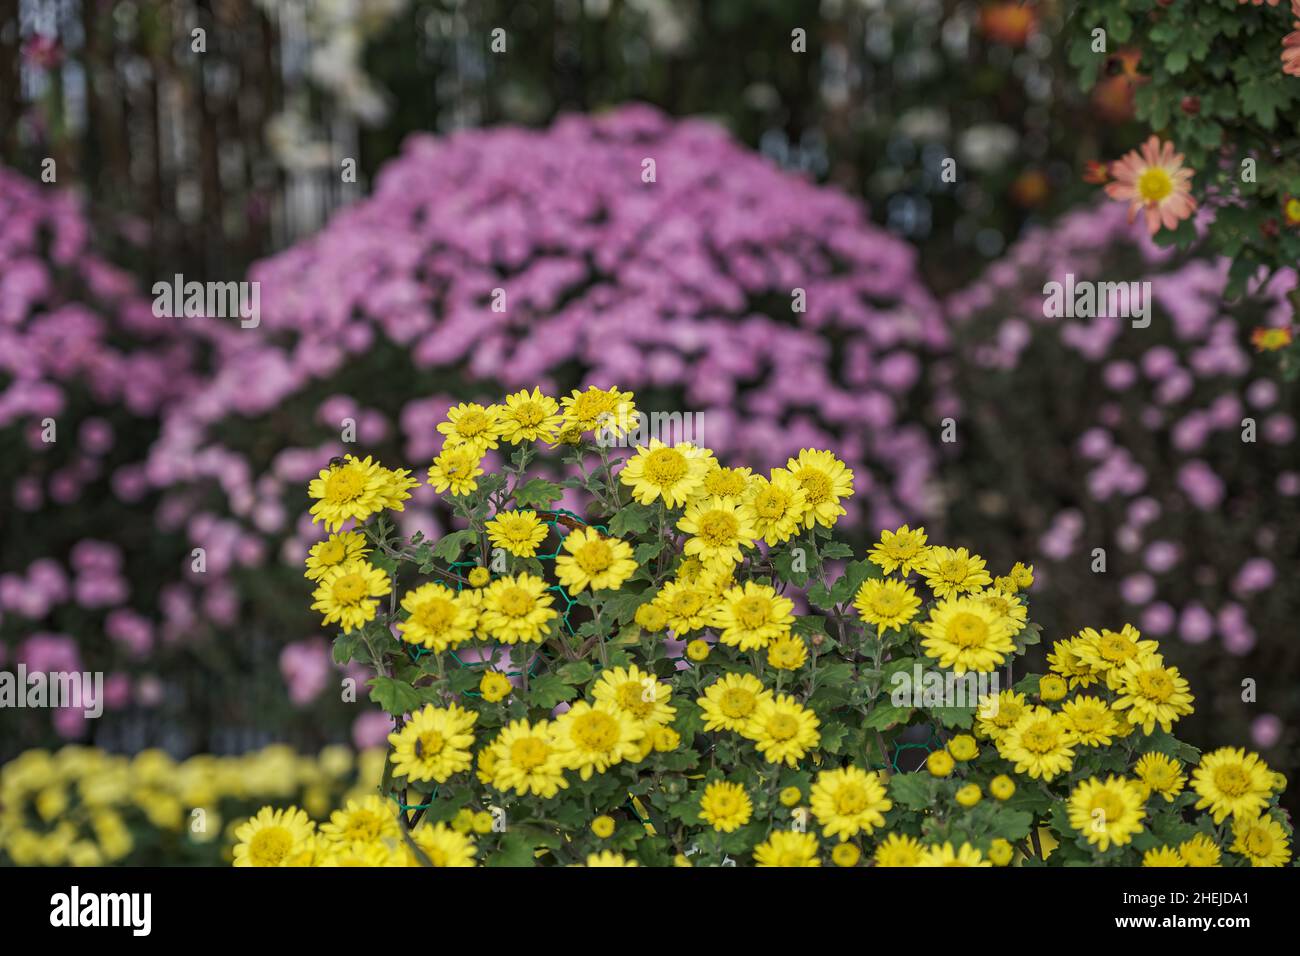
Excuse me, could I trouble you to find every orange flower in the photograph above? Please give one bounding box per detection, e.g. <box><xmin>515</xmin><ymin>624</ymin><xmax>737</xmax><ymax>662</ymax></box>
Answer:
<box><xmin>978</xmin><ymin>2</ymin><xmax>1038</xmax><ymax>47</ymax></box>
<box><xmin>1251</xmin><ymin>327</ymin><xmax>1294</xmax><ymax>352</ymax></box>
<box><xmin>1105</xmin><ymin>136</ymin><xmax>1197</xmax><ymax>236</ymax></box>
<box><xmin>1082</xmin><ymin>161</ymin><xmax>1110</xmax><ymax>185</ymax></box>
<box><xmin>1092</xmin><ymin>49</ymin><xmax>1144</xmax><ymax>124</ymax></box>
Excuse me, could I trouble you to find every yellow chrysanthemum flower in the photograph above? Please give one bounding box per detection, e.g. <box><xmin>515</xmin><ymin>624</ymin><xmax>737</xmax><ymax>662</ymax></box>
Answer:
<box><xmin>479</xmin><ymin>572</ymin><xmax>557</xmax><ymax>644</ymax></box>
<box><xmin>232</xmin><ymin>806</ymin><xmax>316</xmax><ymax>867</ymax></box>
<box><xmin>634</xmin><ymin>601</ymin><xmax>668</xmax><ymax>632</ymax></box>
<box><xmin>917</xmin><ymin>595</ymin><xmax>1015</xmax><ymax>674</ymax></box>
<box><xmin>874</xmin><ymin>832</ymin><xmax>925</xmax><ymax>867</ymax></box>
<box><xmin>561</xmin><ymin>385</ymin><xmax>639</xmax><ymax>438</ymax></box>
<box><xmin>809</xmin><ymin>766</ymin><xmax>892</xmax><ymax>841</ymax></box>
<box><xmin>997</xmin><ymin>707</ymin><xmax>1076</xmax><ymax>781</ymax></box>
<box><xmin>1072</xmin><ymin>624</ymin><xmax>1158</xmax><ymax>687</ymax></box>
<box><xmin>753</xmin><ymin>830</ymin><xmax>821</xmax><ymax>867</ymax></box>
<box><xmin>990</xmin><ymin>775</ymin><xmax>1016</xmax><ymax>800</ymax></box>
<box><xmin>1231</xmin><ymin>814</ymin><xmax>1292</xmax><ymax>867</ymax></box>
<box><xmin>478</xmin><ymin>670</ymin><xmax>512</xmax><ymax>703</ymax></box>
<box><xmin>310</xmin><ymin>558</ymin><xmax>391</xmax><ymax>634</ymax></box>
<box><xmin>308</xmin><ymin>455</ymin><xmax>386</xmax><ymax>531</ymax></box>
<box><xmin>376</xmin><ymin>466</ymin><xmax>421</xmax><ymax>512</ymax></box>
<box><xmin>1142</xmin><ymin>846</ymin><xmax>1185</xmax><ymax>867</ymax></box>
<box><xmin>1110</xmin><ymin>652</ymin><xmax>1195</xmax><ymax>735</ymax></box>
<box><xmin>700</xmin><ymin>464</ymin><xmax>753</xmax><ymax>501</ymax></box>
<box><xmin>677</xmin><ymin>497</ymin><xmax>757</xmax><ymax>572</ymax></box>
<box><xmin>318</xmin><ymin>796</ymin><xmax>399</xmax><ymax>849</ymax></box>
<box><xmin>554</xmin><ymin>527</ymin><xmax>638</xmax><ymax>593</ymax></box>
<box><xmin>917</xmin><ymin>842</ymin><xmax>991</xmax><ymax>867</ymax></box>
<box><xmin>853</xmin><ymin>578</ymin><xmax>921</xmax><ymax>636</ymax></box>
<box><xmin>919</xmin><ymin>546</ymin><xmax>992</xmax><ymax>598</ymax></box>
<box><xmin>398</xmin><ymin>582</ymin><xmax>476</xmax><ymax>651</ymax></box>
<box><xmin>785</xmin><ymin>449</ymin><xmax>854</xmax><ymax>529</ymax></box>
<box><xmin>867</xmin><ymin>524</ymin><xmax>930</xmax><ymax>576</ymax></box>
<box><xmin>437</xmin><ymin>402</ymin><xmax>503</xmax><ymax>456</ymax></box>
<box><xmin>738</xmin><ymin>468</ymin><xmax>808</xmax><ymax>546</ymax></box>
<box><xmin>487</xmin><ymin>719</ymin><xmax>568</xmax><ymax>799</ymax></box>
<box><xmin>499</xmin><ymin>387</ymin><xmax>562</xmax><ymax>444</ymax></box>
<box><xmin>1178</xmin><ymin>833</ymin><xmax>1221</xmax><ymax>868</ymax></box>
<box><xmin>1059</xmin><ymin>695</ymin><xmax>1119</xmax><ymax>747</ymax></box>
<box><xmin>698</xmin><ymin>673</ymin><xmax>773</xmax><ymax>733</ymax></box>
<box><xmin>591</xmin><ymin>664</ymin><xmax>676</xmax><ymax>727</ymax></box>
<box><xmin>427</xmin><ymin>444</ymin><xmax>484</xmax><ymax>496</ymax></box>
<box><xmin>653</xmin><ymin>579</ymin><xmax>718</xmax><ymax>635</ymax></box>
<box><xmin>766</xmin><ymin>633</ymin><xmax>808</xmax><ymax>671</ymax></box>
<box><xmin>1191</xmin><ymin>747</ymin><xmax>1276</xmax><ymax>823</ymax></box>
<box><xmin>618</xmin><ymin>439</ymin><xmax>709</xmax><ymax>507</ymax></box>
<box><xmin>551</xmin><ymin>701</ymin><xmax>645</xmax><ymax>780</ymax></box>
<box><xmin>1046</xmin><ymin>636</ymin><xmax>1100</xmax><ymax>689</ymax></box>
<box><xmin>974</xmin><ymin>587</ymin><xmax>1027</xmax><ymax>636</ymax></box>
<box><xmin>832</xmin><ymin>843</ymin><xmax>861</xmax><ymax>867</ymax></box>
<box><xmin>743</xmin><ymin>694</ymin><xmax>821</xmax><ymax>767</ymax></box>
<box><xmin>407</xmin><ymin>822</ymin><xmax>477</xmax><ymax>867</ymax></box>
<box><xmin>948</xmin><ymin>734</ymin><xmax>979</xmax><ymax>761</ymax></box>
<box><xmin>582</xmin><ymin>850</ymin><xmax>638</xmax><ymax>867</ymax></box>
<box><xmin>1133</xmin><ymin>752</ymin><xmax>1186</xmax><ymax>802</ymax></box>
<box><xmin>974</xmin><ymin>689</ymin><xmax>1029</xmax><ymax>741</ymax></box>
<box><xmin>304</xmin><ymin>531</ymin><xmax>370</xmax><ymax>581</ymax></box>
<box><xmin>388</xmin><ymin>703</ymin><xmax>478</xmax><ymax>784</ymax></box>
<box><xmin>699</xmin><ymin>781</ymin><xmax>753</xmax><ymax>833</ymax></box>
<box><xmin>711</xmin><ymin>581</ymin><xmax>795</xmax><ymax>650</ymax></box>
<box><xmin>486</xmin><ymin>510</ymin><xmax>549</xmax><ymax>558</ymax></box>
<box><xmin>1067</xmin><ymin>776</ymin><xmax>1146</xmax><ymax>851</ymax></box>
<box><xmin>467</xmin><ymin>566</ymin><xmax>491</xmax><ymax>587</ymax></box>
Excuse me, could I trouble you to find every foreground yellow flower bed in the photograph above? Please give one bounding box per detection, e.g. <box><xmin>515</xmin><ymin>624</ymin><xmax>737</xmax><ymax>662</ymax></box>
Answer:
<box><xmin>253</xmin><ymin>386</ymin><xmax>1291</xmax><ymax>866</ymax></box>
<box><xmin>0</xmin><ymin>746</ymin><xmax>384</xmax><ymax>866</ymax></box>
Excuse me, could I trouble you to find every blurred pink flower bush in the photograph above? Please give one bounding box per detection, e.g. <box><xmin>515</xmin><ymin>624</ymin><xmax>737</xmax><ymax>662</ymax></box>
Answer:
<box><xmin>946</xmin><ymin>200</ymin><xmax>1298</xmax><ymax>754</ymax></box>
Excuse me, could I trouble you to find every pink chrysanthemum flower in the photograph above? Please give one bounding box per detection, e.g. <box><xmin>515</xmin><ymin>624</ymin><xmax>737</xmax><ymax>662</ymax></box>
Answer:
<box><xmin>1104</xmin><ymin>135</ymin><xmax>1197</xmax><ymax>236</ymax></box>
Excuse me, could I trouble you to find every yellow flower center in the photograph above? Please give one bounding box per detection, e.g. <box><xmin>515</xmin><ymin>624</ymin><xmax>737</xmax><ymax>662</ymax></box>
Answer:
<box><xmin>332</xmin><ymin>573</ymin><xmax>367</xmax><ymax>604</ymax></box>
<box><xmin>510</xmin><ymin>737</ymin><xmax>549</xmax><ymax>771</ymax></box>
<box><xmin>513</xmin><ymin>402</ymin><xmax>546</xmax><ymax>426</ymax></box>
<box><xmin>1072</xmin><ymin>708</ymin><xmax>1104</xmax><ymax>731</ymax></box>
<box><xmin>670</xmin><ymin>590</ymin><xmax>705</xmax><ymax>617</ymax></box>
<box><xmin>572</xmin><ymin>710</ymin><xmax>620</xmax><ymax>750</ymax></box>
<box><xmin>342</xmin><ymin>810</ymin><xmax>384</xmax><ymax>843</ymax></box>
<box><xmin>1135</xmin><ymin>668</ymin><xmax>1174</xmax><ymax>701</ymax></box>
<box><xmin>615</xmin><ymin>681</ymin><xmax>656</xmax><ymax>718</ymax></box>
<box><xmin>871</xmin><ymin>592</ymin><xmax>905</xmax><ymax>616</ymax></box>
<box><xmin>1137</xmin><ymin>166</ymin><xmax>1174</xmax><ymax>204</ymax></box>
<box><xmin>705</xmin><ymin>470</ymin><xmax>747</xmax><ymax>497</ymax></box>
<box><xmin>325</xmin><ymin>468</ymin><xmax>366</xmax><ymax>502</ymax></box>
<box><xmin>735</xmin><ymin>595</ymin><xmax>771</xmax><ymax>629</ymax></box>
<box><xmin>833</xmin><ymin>785</ymin><xmax>868</xmax><ymax>815</ymax></box>
<box><xmin>643</xmin><ymin>448</ymin><xmax>688</xmax><ymax>486</ymax></box>
<box><xmin>248</xmin><ymin>826</ymin><xmax>293</xmax><ymax>865</ymax></box>
<box><xmin>753</xmin><ymin>488</ymin><xmax>788</xmax><ymax>519</ymax></box>
<box><xmin>1214</xmin><ymin>765</ymin><xmax>1250</xmax><ymax>797</ymax></box>
<box><xmin>718</xmin><ymin>687</ymin><xmax>756</xmax><ymax>718</ymax></box>
<box><xmin>417</xmin><ymin>731</ymin><xmax>445</xmax><ymax>758</ymax></box>
<box><xmin>796</xmin><ymin>468</ymin><xmax>832</xmax><ymax>504</ymax></box>
<box><xmin>574</xmin><ymin>539</ymin><xmax>613</xmax><ymax>574</ymax></box>
<box><xmin>948</xmin><ymin>612</ymin><xmax>989</xmax><ymax>648</ymax></box>
<box><xmin>412</xmin><ymin>598</ymin><xmax>456</xmax><ymax>633</ymax></box>
<box><xmin>497</xmin><ymin>586</ymin><xmax>534</xmax><ymax>617</ymax></box>
<box><xmin>767</xmin><ymin>713</ymin><xmax>799</xmax><ymax>741</ymax></box>
<box><xmin>317</xmin><ymin>539</ymin><xmax>346</xmax><ymax>564</ymax></box>
<box><xmin>1244</xmin><ymin>827</ymin><xmax>1273</xmax><ymax>856</ymax></box>
<box><xmin>1090</xmin><ymin>790</ymin><xmax>1125</xmax><ymax>824</ymax></box>
<box><xmin>1022</xmin><ymin>720</ymin><xmax>1060</xmax><ymax>753</ymax></box>
<box><xmin>571</xmin><ymin>391</ymin><xmax>614</xmax><ymax>424</ymax></box>
<box><xmin>456</xmin><ymin>409</ymin><xmax>490</xmax><ymax>437</ymax></box>
<box><xmin>1098</xmin><ymin>632</ymin><xmax>1136</xmax><ymax>662</ymax></box>
<box><xmin>697</xmin><ymin>511</ymin><xmax>739</xmax><ymax>545</ymax></box>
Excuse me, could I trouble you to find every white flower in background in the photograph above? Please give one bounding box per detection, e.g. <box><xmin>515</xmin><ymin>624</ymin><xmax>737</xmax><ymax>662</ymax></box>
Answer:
<box><xmin>898</xmin><ymin>107</ymin><xmax>949</xmax><ymax>142</ymax></box>
<box><xmin>958</xmin><ymin>123</ymin><xmax>1019</xmax><ymax>172</ymax></box>
<box><xmin>627</xmin><ymin>0</ymin><xmax>691</xmax><ymax>53</ymax></box>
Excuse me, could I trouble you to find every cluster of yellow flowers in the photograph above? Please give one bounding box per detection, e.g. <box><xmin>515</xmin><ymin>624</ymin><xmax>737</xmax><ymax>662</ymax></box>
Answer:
<box><xmin>0</xmin><ymin>745</ymin><xmax>383</xmax><ymax>866</ymax></box>
<box><xmin>262</xmin><ymin>384</ymin><xmax>1292</xmax><ymax>867</ymax></box>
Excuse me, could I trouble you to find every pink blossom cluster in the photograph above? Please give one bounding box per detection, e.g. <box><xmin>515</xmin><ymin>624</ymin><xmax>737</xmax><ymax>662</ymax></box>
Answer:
<box><xmin>948</xmin><ymin>200</ymin><xmax>1297</xmax><ymax>751</ymax></box>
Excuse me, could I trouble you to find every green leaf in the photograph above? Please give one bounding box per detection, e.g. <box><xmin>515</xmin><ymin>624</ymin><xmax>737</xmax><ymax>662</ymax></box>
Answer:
<box><xmin>432</xmin><ymin>529</ymin><xmax>477</xmax><ymax>563</ymax></box>
<box><xmin>888</xmin><ymin>772</ymin><xmax>933</xmax><ymax>810</ymax></box>
<box><xmin>526</xmin><ymin>673</ymin><xmax>580</xmax><ymax>710</ymax></box>
<box><xmin>863</xmin><ymin>703</ymin><xmax>913</xmax><ymax>731</ymax></box>
<box><xmin>607</xmin><ymin>502</ymin><xmax>655</xmax><ymax>537</ymax></box>
<box><xmin>555</xmin><ymin>661</ymin><xmax>595</xmax><ymax>685</ymax></box>
<box><xmin>367</xmin><ymin>676</ymin><xmax>424</xmax><ymax>715</ymax></box>
<box><xmin>514</xmin><ymin>479</ymin><xmax>565</xmax><ymax>509</ymax></box>
<box><xmin>487</xmin><ymin>831</ymin><xmax>541</xmax><ymax>867</ymax></box>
